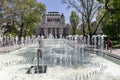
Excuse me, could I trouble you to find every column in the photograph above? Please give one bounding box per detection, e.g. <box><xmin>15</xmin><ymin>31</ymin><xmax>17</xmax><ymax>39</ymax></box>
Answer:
<box><xmin>50</xmin><ymin>28</ymin><xmax>52</xmax><ymax>34</ymax></box>
<box><xmin>46</xmin><ymin>28</ymin><xmax>48</xmax><ymax>37</ymax></box>
<box><xmin>44</xmin><ymin>28</ymin><xmax>48</xmax><ymax>38</ymax></box>
<box><xmin>43</xmin><ymin>28</ymin><xmax>46</xmax><ymax>37</ymax></box>
<box><xmin>55</xmin><ymin>28</ymin><xmax>57</xmax><ymax>38</ymax></box>
<box><xmin>59</xmin><ymin>28</ymin><xmax>63</xmax><ymax>35</ymax></box>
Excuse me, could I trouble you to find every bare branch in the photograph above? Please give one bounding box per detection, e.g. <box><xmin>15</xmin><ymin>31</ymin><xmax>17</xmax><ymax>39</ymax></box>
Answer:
<box><xmin>105</xmin><ymin>0</ymin><xmax>110</xmax><ymax>11</ymax></box>
<box><xmin>92</xmin><ymin>11</ymin><xmax>107</xmax><ymax>35</ymax></box>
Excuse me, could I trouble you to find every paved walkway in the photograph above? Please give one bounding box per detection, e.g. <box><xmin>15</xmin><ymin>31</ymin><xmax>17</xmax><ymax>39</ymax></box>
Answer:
<box><xmin>0</xmin><ymin>45</ymin><xmax>21</xmax><ymax>53</ymax></box>
<box><xmin>107</xmin><ymin>49</ymin><xmax>120</xmax><ymax>60</ymax></box>
<box><xmin>111</xmin><ymin>49</ymin><xmax>120</xmax><ymax>56</ymax></box>
<box><xmin>68</xmin><ymin>40</ymin><xmax>120</xmax><ymax>60</ymax></box>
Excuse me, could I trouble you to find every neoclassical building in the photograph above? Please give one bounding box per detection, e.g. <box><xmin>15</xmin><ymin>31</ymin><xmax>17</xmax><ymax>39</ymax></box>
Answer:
<box><xmin>37</xmin><ymin>12</ymin><xmax>70</xmax><ymax>38</ymax></box>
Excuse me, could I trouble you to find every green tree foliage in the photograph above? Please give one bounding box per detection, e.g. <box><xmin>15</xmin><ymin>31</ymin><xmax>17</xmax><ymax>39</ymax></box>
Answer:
<box><xmin>70</xmin><ymin>11</ymin><xmax>79</xmax><ymax>35</ymax></box>
<box><xmin>97</xmin><ymin>0</ymin><xmax>120</xmax><ymax>40</ymax></box>
<box><xmin>0</xmin><ymin>0</ymin><xmax>46</xmax><ymax>39</ymax></box>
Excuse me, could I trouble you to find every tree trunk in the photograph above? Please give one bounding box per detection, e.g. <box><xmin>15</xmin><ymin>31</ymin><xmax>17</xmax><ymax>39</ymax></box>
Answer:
<box><xmin>89</xmin><ymin>34</ymin><xmax>93</xmax><ymax>45</ymax></box>
<box><xmin>87</xmin><ymin>19</ymin><xmax>92</xmax><ymax>44</ymax></box>
<box><xmin>105</xmin><ymin>0</ymin><xmax>110</xmax><ymax>11</ymax></box>
<box><xmin>82</xmin><ymin>25</ymin><xmax>85</xmax><ymax>36</ymax></box>
<box><xmin>73</xmin><ymin>29</ymin><xmax>76</xmax><ymax>35</ymax></box>
<box><xmin>82</xmin><ymin>15</ymin><xmax>85</xmax><ymax>36</ymax></box>
<box><xmin>19</xmin><ymin>22</ymin><xmax>24</xmax><ymax>42</ymax></box>
<box><xmin>24</xmin><ymin>25</ymin><xmax>28</xmax><ymax>37</ymax></box>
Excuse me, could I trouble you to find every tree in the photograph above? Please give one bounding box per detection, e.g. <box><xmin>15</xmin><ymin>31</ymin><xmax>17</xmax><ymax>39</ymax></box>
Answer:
<box><xmin>81</xmin><ymin>14</ymin><xmax>86</xmax><ymax>36</ymax></box>
<box><xmin>62</xmin><ymin>0</ymin><xmax>106</xmax><ymax>44</ymax></box>
<box><xmin>0</xmin><ymin>0</ymin><xmax>46</xmax><ymax>40</ymax></box>
<box><xmin>0</xmin><ymin>0</ymin><xmax>18</xmax><ymax>36</ymax></box>
<box><xmin>23</xmin><ymin>2</ymin><xmax>46</xmax><ymax>37</ymax></box>
<box><xmin>13</xmin><ymin>0</ymin><xmax>46</xmax><ymax>40</ymax></box>
<box><xmin>97</xmin><ymin>0</ymin><xmax>120</xmax><ymax>42</ymax></box>
<box><xmin>70</xmin><ymin>11</ymin><xmax>79</xmax><ymax>35</ymax></box>
<box><xmin>0</xmin><ymin>0</ymin><xmax>7</xmax><ymax>23</ymax></box>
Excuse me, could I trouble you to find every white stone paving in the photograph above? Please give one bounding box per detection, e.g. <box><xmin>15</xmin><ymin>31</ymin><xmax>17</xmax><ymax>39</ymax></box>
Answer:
<box><xmin>0</xmin><ymin>43</ymin><xmax>120</xmax><ymax>80</ymax></box>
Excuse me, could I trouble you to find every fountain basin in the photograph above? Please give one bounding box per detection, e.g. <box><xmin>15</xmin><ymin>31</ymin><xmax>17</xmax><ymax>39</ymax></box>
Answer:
<box><xmin>0</xmin><ymin>39</ymin><xmax>120</xmax><ymax>80</ymax></box>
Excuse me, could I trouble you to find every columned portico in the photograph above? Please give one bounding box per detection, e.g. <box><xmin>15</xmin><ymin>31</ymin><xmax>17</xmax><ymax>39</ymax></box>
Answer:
<box><xmin>44</xmin><ymin>28</ymin><xmax>63</xmax><ymax>38</ymax></box>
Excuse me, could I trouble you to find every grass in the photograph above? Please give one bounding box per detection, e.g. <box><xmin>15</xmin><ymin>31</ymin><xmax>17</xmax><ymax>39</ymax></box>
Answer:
<box><xmin>113</xmin><ymin>44</ymin><xmax>120</xmax><ymax>47</ymax></box>
<box><xmin>113</xmin><ymin>42</ymin><xmax>120</xmax><ymax>48</ymax></box>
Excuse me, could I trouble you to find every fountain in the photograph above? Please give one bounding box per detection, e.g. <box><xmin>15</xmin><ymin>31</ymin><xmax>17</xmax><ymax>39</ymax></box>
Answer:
<box><xmin>0</xmin><ymin>36</ymin><xmax>3</xmax><ymax>47</ymax></box>
<box><xmin>15</xmin><ymin>36</ymin><xmax>18</xmax><ymax>45</ymax></box>
<box><xmin>49</xmin><ymin>33</ymin><xmax>54</xmax><ymax>39</ymax></box>
<box><xmin>21</xmin><ymin>36</ymin><xmax>24</xmax><ymax>46</ymax></box>
<box><xmin>0</xmin><ymin>34</ymin><xmax>120</xmax><ymax>80</ymax></box>
<box><xmin>27</xmin><ymin>37</ymin><xmax>47</xmax><ymax>74</ymax></box>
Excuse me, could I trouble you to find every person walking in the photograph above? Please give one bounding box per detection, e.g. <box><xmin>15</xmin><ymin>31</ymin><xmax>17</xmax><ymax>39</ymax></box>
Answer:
<box><xmin>107</xmin><ymin>38</ymin><xmax>113</xmax><ymax>53</ymax></box>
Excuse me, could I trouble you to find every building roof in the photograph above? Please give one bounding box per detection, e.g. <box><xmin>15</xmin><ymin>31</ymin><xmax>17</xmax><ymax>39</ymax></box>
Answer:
<box><xmin>46</xmin><ymin>12</ymin><xmax>61</xmax><ymax>16</ymax></box>
<box><xmin>48</xmin><ymin>12</ymin><xmax>59</xmax><ymax>13</ymax></box>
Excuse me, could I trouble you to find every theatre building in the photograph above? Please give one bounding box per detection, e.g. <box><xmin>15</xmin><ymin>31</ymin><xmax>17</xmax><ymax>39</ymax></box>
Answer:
<box><xmin>37</xmin><ymin>12</ymin><xmax>70</xmax><ymax>38</ymax></box>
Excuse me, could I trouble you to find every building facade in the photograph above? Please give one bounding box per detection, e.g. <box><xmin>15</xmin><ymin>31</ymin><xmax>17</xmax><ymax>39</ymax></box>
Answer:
<box><xmin>37</xmin><ymin>12</ymin><xmax>70</xmax><ymax>38</ymax></box>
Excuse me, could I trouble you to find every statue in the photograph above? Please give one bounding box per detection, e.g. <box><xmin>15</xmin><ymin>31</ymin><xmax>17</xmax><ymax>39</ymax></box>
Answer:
<box><xmin>27</xmin><ymin>39</ymin><xmax>47</xmax><ymax>74</ymax></box>
<box><xmin>37</xmin><ymin>48</ymin><xmax>43</xmax><ymax>66</ymax></box>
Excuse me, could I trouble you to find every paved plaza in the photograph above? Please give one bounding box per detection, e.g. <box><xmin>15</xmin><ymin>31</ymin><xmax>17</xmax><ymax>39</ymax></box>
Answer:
<box><xmin>110</xmin><ymin>49</ymin><xmax>120</xmax><ymax>58</ymax></box>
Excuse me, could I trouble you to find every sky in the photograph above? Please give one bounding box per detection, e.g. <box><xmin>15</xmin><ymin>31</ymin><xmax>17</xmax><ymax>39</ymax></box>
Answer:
<box><xmin>37</xmin><ymin>0</ymin><xmax>73</xmax><ymax>23</ymax></box>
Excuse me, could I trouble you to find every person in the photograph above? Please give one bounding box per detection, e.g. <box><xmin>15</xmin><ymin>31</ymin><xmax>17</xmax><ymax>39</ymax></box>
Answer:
<box><xmin>107</xmin><ymin>38</ymin><xmax>113</xmax><ymax>53</ymax></box>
